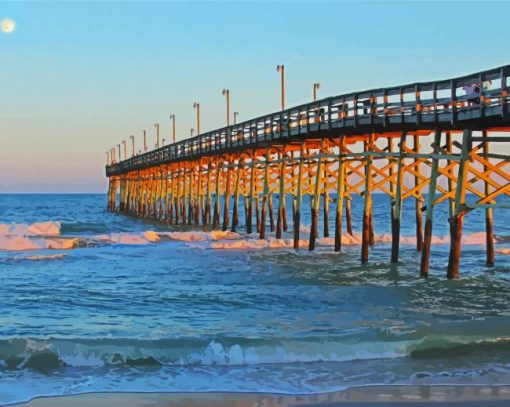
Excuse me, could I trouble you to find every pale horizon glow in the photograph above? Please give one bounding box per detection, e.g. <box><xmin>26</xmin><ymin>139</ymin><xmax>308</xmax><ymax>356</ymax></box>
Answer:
<box><xmin>1</xmin><ymin>1</ymin><xmax>509</xmax><ymax>193</ymax></box>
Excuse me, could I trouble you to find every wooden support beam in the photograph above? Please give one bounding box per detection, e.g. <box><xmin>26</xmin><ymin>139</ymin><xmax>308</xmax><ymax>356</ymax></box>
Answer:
<box><xmin>212</xmin><ymin>160</ymin><xmax>221</xmax><ymax>229</ymax></box>
<box><xmin>231</xmin><ymin>157</ymin><xmax>242</xmax><ymax>232</ymax></box>
<box><xmin>260</xmin><ymin>149</ymin><xmax>270</xmax><ymax>239</ymax></box>
<box><xmin>195</xmin><ymin>163</ymin><xmax>201</xmax><ymax>225</ymax></box>
<box><xmin>447</xmin><ymin>129</ymin><xmax>471</xmax><ymax>279</ymax></box>
<box><xmin>276</xmin><ymin>152</ymin><xmax>286</xmax><ymax>239</ymax></box>
<box><xmin>222</xmin><ymin>155</ymin><xmax>233</xmax><ymax>231</ymax></box>
<box><xmin>309</xmin><ymin>140</ymin><xmax>324</xmax><ymax>250</ymax></box>
<box><xmin>294</xmin><ymin>142</ymin><xmax>305</xmax><ymax>250</ymax></box>
<box><xmin>420</xmin><ymin>130</ymin><xmax>442</xmax><ymax>277</ymax></box>
<box><xmin>391</xmin><ymin>131</ymin><xmax>407</xmax><ymax>264</ymax></box>
<box><xmin>362</xmin><ymin>135</ymin><xmax>374</xmax><ymax>263</ymax></box>
<box><xmin>203</xmin><ymin>161</ymin><xmax>212</xmax><ymax>230</ymax></box>
<box><xmin>414</xmin><ymin>134</ymin><xmax>423</xmax><ymax>251</ymax></box>
<box><xmin>345</xmin><ymin>193</ymin><xmax>353</xmax><ymax>236</ymax></box>
<box><xmin>335</xmin><ymin>136</ymin><xmax>346</xmax><ymax>252</ymax></box>
<box><xmin>446</xmin><ymin>131</ymin><xmax>455</xmax><ymax>217</ymax></box>
<box><xmin>482</xmin><ymin>130</ymin><xmax>495</xmax><ymax>266</ymax></box>
<box><xmin>323</xmin><ymin>163</ymin><xmax>330</xmax><ymax>238</ymax></box>
<box><xmin>246</xmin><ymin>153</ymin><xmax>255</xmax><ymax>234</ymax></box>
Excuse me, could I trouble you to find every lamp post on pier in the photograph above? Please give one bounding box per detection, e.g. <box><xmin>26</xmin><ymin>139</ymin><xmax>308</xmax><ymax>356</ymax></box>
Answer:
<box><xmin>117</xmin><ymin>144</ymin><xmax>121</xmax><ymax>162</ymax></box>
<box><xmin>143</xmin><ymin>129</ymin><xmax>147</xmax><ymax>153</ymax></box>
<box><xmin>234</xmin><ymin>111</ymin><xmax>239</xmax><ymax>125</ymax></box>
<box><xmin>169</xmin><ymin>114</ymin><xmax>176</xmax><ymax>144</ymax></box>
<box><xmin>222</xmin><ymin>89</ymin><xmax>230</xmax><ymax>127</ymax></box>
<box><xmin>193</xmin><ymin>102</ymin><xmax>200</xmax><ymax>135</ymax></box>
<box><xmin>106</xmin><ymin>151</ymin><xmax>109</xmax><ymax>165</ymax></box>
<box><xmin>276</xmin><ymin>64</ymin><xmax>285</xmax><ymax>110</ymax></box>
<box><xmin>130</xmin><ymin>135</ymin><xmax>135</xmax><ymax>157</ymax></box>
<box><xmin>111</xmin><ymin>147</ymin><xmax>115</xmax><ymax>163</ymax></box>
<box><xmin>122</xmin><ymin>140</ymin><xmax>127</xmax><ymax>160</ymax></box>
<box><xmin>154</xmin><ymin>123</ymin><xmax>160</xmax><ymax>148</ymax></box>
<box><xmin>313</xmin><ymin>82</ymin><xmax>320</xmax><ymax>101</ymax></box>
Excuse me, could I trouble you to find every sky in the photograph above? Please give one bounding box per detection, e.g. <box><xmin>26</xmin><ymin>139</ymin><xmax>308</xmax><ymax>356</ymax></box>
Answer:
<box><xmin>1</xmin><ymin>0</ymin><xmax>509</xmax><ymax>193</ymax></box>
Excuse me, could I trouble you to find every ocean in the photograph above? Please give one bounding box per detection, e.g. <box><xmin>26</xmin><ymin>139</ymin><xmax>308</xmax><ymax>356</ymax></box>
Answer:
<box><xmin>1</xmin><ymin>193</ymin><xmax>510</xmax><ymax>405</ymax></box>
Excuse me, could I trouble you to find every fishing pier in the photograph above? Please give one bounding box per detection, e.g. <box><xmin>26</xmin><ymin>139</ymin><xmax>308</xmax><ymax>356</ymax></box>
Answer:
<box><xmin>105</xmin><ymin>65</ymin><xmax>510</xmax><ymax>278</ymax></box>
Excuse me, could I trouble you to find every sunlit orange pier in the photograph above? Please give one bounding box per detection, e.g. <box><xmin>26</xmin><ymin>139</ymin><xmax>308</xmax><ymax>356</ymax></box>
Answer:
<box><xmin>106</xmin><ymin>64</ymin><xmax>510</xmax><ymax>278</ymax></box>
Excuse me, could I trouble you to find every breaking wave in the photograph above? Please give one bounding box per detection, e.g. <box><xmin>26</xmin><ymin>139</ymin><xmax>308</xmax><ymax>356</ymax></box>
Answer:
<box><xmin>0</xmin><ymin>220</ymin><xmax>501</xmax><ymax>253</ymax></box>
<box><xmin>0</xmin><ymin>221</ymin><xmax>61</xmax><ymax>236</ymax></box>
<box><xmin>1</xmin><ymin>336</ymin><xmax>510</xmax><ymax>374</ymax></box>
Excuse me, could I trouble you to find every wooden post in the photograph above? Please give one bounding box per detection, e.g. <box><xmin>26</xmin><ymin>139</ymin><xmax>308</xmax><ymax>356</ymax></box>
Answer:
<box><xmin>420</xmin><ymin>130</ymin><xmax>442</xmax><ymax>277</ymax></box>
<box><xmin>282</xmin><ymin>198</ymin><xmax>288</xmax><ymax>232</ymax></box>
<box><xmin>361</xmin><ymin>136</ymin><xmax>374</xmax><ymax>263</ymax></box>
<box><xmin>212</xmin><ymin>160</ymin><xmax>221</xmax><ymax>230</ymax></box>
<box><xmin>181</xmin><ymin>168</ymin><xmax>187</xmax><ymax>224</ymax></box>
<box><xmin>345</xmin><ymin>193</ymin><xmax>353</xmax><ymax>236</ymax></box>
<box><xmin>231</xmin><ymin>157</ymin><xmax>242</xmax><ymax>232</ymax></box>
<box><xmin>276</xmin><ymin>151</ymin><xmax>286</xmax><ymax>239</ymax></box>
<box><xmin>391</xmin><ymin>131</ymin><xmax>407</xmax><ymax>264</ymax></box>
<box><xmin>259</xmin><ymin>149</ymin><xmax>270</xmax><ymax>239</ymax></box>
<box><xmin>157</xmin><ymin>174</ymin><xmax>163</xmax><ymax>220</ymax></box>
<box><xmin>309</xmin><ymin>140</ymin><xmax>324</xmax><ymax>250</ymax></box>
<box><xmin>255</xmin><ymin>197</ymin><xmax>261</xmax><ymax>233</ymax></box>
<box><xmin>446</xmin><ymin>131</ymin><xmax>455</xmax><ymax>217</ymax></box>
<box><xmin>323</xmin><ymin>166</ymin><xmax>330</xmax><ymax>237</ymax></box>
<box><xmin>414</xmin><ymin>134</ymin><xmax>423</xmax><ymax>251</ymax></box>
<box><xmin>203</xmin><ymin>160</ymin><xmax>212</xmax><ymax>230</ymax></box>
<box><xmin>294</xmin><ymin>142</ymin><xmax>305</xmax><ymax>250</ymax></box>
<box><xmin>107</xmin><ymin>180</ymin><xmax>112</xmax><ymax>211</ymax></box>
<box><xmin>187</xmin><ymin>165</ymin><xmax>193</xmax><ymax>225</ymax></box>
<box><xmin>482</xmin><ymin>130</ymin><xmax>495</xmax><ymax>266</ymax></box>
<box><xmin>174</xmin><ymin>169</ymin><xmax>181</xmax><ymax>225</ymax></box>
<box><xmin>334</xmin><ymin>136</ymin><xmax>346</xmax><ymax>252</ymax></box>
<box><xmin>447</xmin><ymin>129</ymin><xmax>470</xmax><ymax>279</ymax></box>
<box><xmin>164</xmin><ymin>170</ymin><xmax>169</xmax><ymax>221</ymax></box>
<box><xmin>246</xmin><ymin>154</ymin><xmax>255</xmax><ymax>234</ymax></box>
<box><xmin>168</xmin><ymin>170</ymin><xmax>174</xmax><ymax>224</ymax></box>
<box><xmin>268</xmin><ymin>195</ymin><xmax>275</xmax><ymax>232</ymax></box>
<box><xmin>222</xmin><ymin>155</ymin><xmax>232</xmax><ymax>231</ymax></box>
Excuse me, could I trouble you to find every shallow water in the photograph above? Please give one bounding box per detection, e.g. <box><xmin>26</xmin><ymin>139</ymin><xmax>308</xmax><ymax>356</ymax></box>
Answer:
<box><xmin>1</xmin><ymin>194</ymin><xmax>510</xmax><ymax>405</ymax></box>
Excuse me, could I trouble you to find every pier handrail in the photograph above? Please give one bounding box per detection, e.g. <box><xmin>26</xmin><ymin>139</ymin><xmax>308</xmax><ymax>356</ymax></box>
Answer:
<box><xmin>106</xmin><ymin>64</ymin><xmax>510</xmax><ymax>176</ymax></box>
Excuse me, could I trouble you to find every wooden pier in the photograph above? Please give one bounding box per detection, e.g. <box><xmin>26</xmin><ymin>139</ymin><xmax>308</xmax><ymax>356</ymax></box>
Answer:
<box><xmin>106</xmin><ymin>64</ymin><xmax>510</xmax><ymax>278</ymax></box>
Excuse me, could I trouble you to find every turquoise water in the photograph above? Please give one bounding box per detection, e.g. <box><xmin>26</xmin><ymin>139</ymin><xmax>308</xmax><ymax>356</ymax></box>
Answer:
<box><xmin>1</xmin><ymin>194</ymin><xmax>510</xmax><ymax>405</ymax></box>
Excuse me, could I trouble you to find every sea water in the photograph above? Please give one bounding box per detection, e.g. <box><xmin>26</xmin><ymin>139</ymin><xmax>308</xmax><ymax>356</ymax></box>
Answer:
<box><xmin>1</xmin><ymin>193</ymin><xmax>510</xmax><ymax>405</ymax></box>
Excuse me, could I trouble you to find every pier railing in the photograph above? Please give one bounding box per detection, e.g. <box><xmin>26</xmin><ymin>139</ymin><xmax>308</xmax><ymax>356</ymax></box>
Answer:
<box><xmin>106</xmin><ymin>65</ymin><xmax>510</xmax><ymax>177</ymax></box>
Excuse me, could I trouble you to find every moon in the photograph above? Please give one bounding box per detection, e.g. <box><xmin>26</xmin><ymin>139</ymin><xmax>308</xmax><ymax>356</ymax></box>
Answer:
<box><xmin>1</xmin><ymin>19</ymin><xmax>16</xmax><ymax>34</ymax></box>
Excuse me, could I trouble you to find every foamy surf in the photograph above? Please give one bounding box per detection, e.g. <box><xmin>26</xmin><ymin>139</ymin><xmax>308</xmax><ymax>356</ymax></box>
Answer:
<box><xmin>0</xmin><ymin>221</ymin><xmax>61</xmax><ymax>237</ymax></box>
<box><xmin>204</xmin><ymin>230</ymin><xmax>495</xmax><ymax>250</ymax></box>
<box><xmin>0</xmin><ymin>236</ymin><xmax>79</xmax><ymax>252</ymax></box>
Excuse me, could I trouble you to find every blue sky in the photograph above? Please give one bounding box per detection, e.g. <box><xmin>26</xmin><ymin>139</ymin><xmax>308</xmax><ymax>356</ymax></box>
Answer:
<box><xmin>1</xmin><ymin>1</ymin><xmax>509</xmax><ymax>192</ymax></box>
